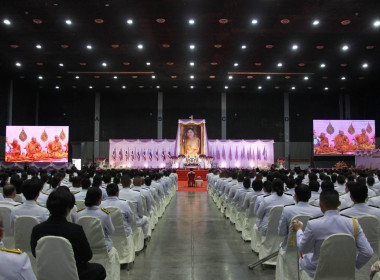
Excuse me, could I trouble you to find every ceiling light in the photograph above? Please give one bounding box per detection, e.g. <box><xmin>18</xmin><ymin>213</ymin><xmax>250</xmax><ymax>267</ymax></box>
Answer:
<box><xmin>292</xmin><ymin>44</ymin><xmax>298</xmax><ymax>50</ymax></box>
<box><xmin>312</xmin><ymin>20</ymin><xmax>319</xmax><ymax>26</ymax></box>
<box><xmin>102</xmin><ymin>62</ymin><xmax>107</xmax><ymax>67</ymax></box>
<box><xmin>189</xmin><ymin>44</ymin><xmax>195</xmax><ymax>49</ymax></box>
<box><xmin>258</xmin><ymin>86</ymin><xmax>262</xmax><ymax>90</ymax></box>
<box><xmin>152</xmin><ymin>75</ymin><xmax>156</xmax><ymax>79</ymax></box>
<box><xmin>87</xmin><ymin>45</ymin><xmax>92</xmax><ymax>49</ymax></box>
<box><xmin>15</xmin><ymin>62</ymin><xmax>21</xmax><ymax>67</ymax></box>
<box><xmin>156</xmin><ymin>86</ymin><xmax>160</xmax><ymax>89</ymax></box>
<box><xmin>114</xmin><ymin>76</ymin><xmax>117</xmax><ymax>79</ymax></box>
<box><xmin>251</xmin><ymin>19</ymin><xmax>258</xmax><ymax>24</ymax></box>
<box><xmin>304</xmin><ymin>76</ymin><xmax>309</xmax><ymax>80</ymax></box>
<box><xmin>374</xmin><ymin>20</ymin><xmax>380</xmax><ymax>27</ymax></box>
<box><xmin>324</xmin><ymin>87</ymin><xmax>329</xmax><ymax>91</ymax></box>
<box><xmin>291</xmin><ymin>86</ymin><xmax>296</xmax><ymax>90</ymax></box>
<box><xmin>146</xmin><ymin>62</ymin><xmax>151</xmax><ymax>66</ymax></box>
<box><xmin>190</xmin><ymin>75</ymin><xmax>194</xmax><ymax>79</ymax></box>
<box><xmin>3</xmin><ymin>19</ymin><xmax>11</xmax><ymax>25</ymax></box>
<box><xmin>241</xmin><ymin>45</ymin><xmax>247</xmax><ymax>49</ymax></box>
<box><xmin>342</xmin><ymin>45</ymin><xmax>349</xmax><ymax>51</ymax></box>
<box><xmin>189</xmin><ymin>62</ymin><xmax>194</xmax><ymax>66</ymax></box>
<box><xmin>228</xmin><ymin>76</ymin><xmax>233</xmax><ymax>80</ymax></box>
<box><xmin>189</xmin><ymin>19</ymin><xmax>195</xmax><ymax>25</ymax></box>
<box><xmin>234</xmin><ymin>63</ymin><xmax>238</xmax><ymax>67</ymax></box>
<box><xmin>75</xmin><ymin>76</ymin><xmax>79</xmax><ymax>79</ymax></box>
<box><xmin>190</xmin><ymin>85</ymin><xmax>194</xmax><ymax>89</ymax></box>
<box><xmin>89</xmin><ymin>86</ymin><xmax>93</xmax><ymax>89</ymax></box>
<box><xmin>122</xmin><ymin>85</ymin><xmax>126</xmax><ymax>89</ymax></box>
<box><xmin>138</xmin><ymin>44</ymin><xmax>143</xmax><ymax>49</ymax></box>
<box><xmin>59</xmin><ymin>63</ymin><xmax>64</xmax><ymax>67</ymax></box>
<box><xmin>266</xmin><ymin>76</ymin><xmax>271</xmax><ymax>80</ymax></box>
<box><xmin>36</xmin><ymin>44</ymin><xmax>42</xmax><ymax>49</ymax></box>
<box><xmin>55</xmin><ymin>86</ymin><xmax>60</xmax><ymax>89</ymax></box>
<box><xmin>65</xmin><ymin>19</ymin><xmax>72</xmax><ymax>25</ymax></box>
<box><xmin>38</xmin><ymin>76</ymin><xmax>43</xmax><ymax>80</ymax></box>
<box><xmin>224</xmin><ymin>86</ymin><xmax>228</xmax><ymax>89</ymax></box>
<box><xmin>320</xmin><ymin>63</ymin><xmax>326</xmax><ymax>68</ymax></box>
<box><xmin>341</xmin><ymin>76</ymin><xmax>346</xmax><ymax>80</ymax></box>
<box><xmin>362</xmin><ymin>63</ymin><xmax>368</xmax><ymax>68</ymax></box>
<box><xmin>277</xmin><ymin>62</ymin><xmax>283</xmax><ymax>67</ymax></box>
<box><xmin>127</xmin><ymin>19</ymin><xmax>133</xmax><ymax>25</ymax></box>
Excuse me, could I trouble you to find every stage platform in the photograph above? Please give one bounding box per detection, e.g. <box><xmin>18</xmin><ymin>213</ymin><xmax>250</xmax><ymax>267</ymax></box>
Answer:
<box><xmin>176</xmin><ymin>169</ymin><xmax>209</xmax><ymax>181</ymax></box>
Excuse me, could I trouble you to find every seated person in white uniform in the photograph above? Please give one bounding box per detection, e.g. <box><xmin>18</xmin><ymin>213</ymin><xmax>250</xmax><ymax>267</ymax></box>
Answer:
<box><xmin>0</xmin><ymin>213</ymin><xmax>37</xmax><ymax>280</ymax></box>
<box><xmin>0</xmin><ymin>184</ymin><xmax>22</xmax><ymax>208</ymax></box>
<box><xmin>340</xmin><ymin>182</ymin><xmax>380</xmax><ymax>220</ymax></box>
<box><xmin>293</xmin><ymin>189</ymin><xmax>374</xmax><ymax>278</ymax></box>
<box><xmin>278</xmin><ymin>184</ymin><xmax>322</xmax><ymax>250</ymax></box>
<box><xmin>75</xmin><ymin>178</ymin><xmax>91</xmax><ymax>201</ymax></box>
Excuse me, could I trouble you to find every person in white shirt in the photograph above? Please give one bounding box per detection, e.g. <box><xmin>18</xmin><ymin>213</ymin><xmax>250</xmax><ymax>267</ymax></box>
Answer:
<box><xmin>0</xmin><ymin>184</ymin><xmax>22</xmax><ymax>208</ymax></box>
<box><xmin>334</xmin><ymin>175</ymin><xmax>346</xmax><ymax>194</ymax></box>
<box><xmin>243</xmin><ymin>180</ymin><xmax>263</xmax><ymax>217</ymax></box>
<box><xmin>293</xmin><ymin>189</ymin><xmax>373</xmax><ymax>278</ymax></box>
<box><xmin>75</xmin><ymin>178</ymin><xmax>91</xmax><ymax>201</ymax></box>
<box><xmin>340</xmin><ymin>182</ymin><xmax>380</xmax><ymax>221</ymax></box>
<box><xmin>10</xmin><ymin>179</ymin><xmax>49</xmax><ymax>233</ymax></box>
<box><xmin>70</xmin><ymin>176</ymin><xmax>82</xmax><ymax>193</ymax></box>
<box><xmin>371</xmin><ymin>172</ymin><xmax>380</xmax><ymax>194</ymax></box>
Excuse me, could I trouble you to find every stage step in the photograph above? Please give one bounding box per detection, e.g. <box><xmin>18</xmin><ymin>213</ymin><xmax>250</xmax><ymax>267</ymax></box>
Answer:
<box><xmin>176</xmin><ymin>170</ymin><xmax>209</xmax><ymax>181</ymax></box>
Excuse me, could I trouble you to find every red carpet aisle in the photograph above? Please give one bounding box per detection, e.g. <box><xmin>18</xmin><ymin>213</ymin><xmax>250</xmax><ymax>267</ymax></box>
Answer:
<box><xmin>177</xmin><ymin>181</ymin><xmax>207</xmax><ymax>192</ymax></box>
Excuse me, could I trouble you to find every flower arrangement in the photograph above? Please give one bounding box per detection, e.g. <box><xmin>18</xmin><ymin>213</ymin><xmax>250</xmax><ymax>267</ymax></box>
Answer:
<box><xmin>199</xmin><ymin>154</ymin><xmax>207</xmax><ymax>158</ymax></box>
<box><xmin>334</xmin><ymin>161</ymin><xmax>348</xmax><ymax>169</ymax></box>
<box><xmin>277</xmin><ymin>157</ymin><xmax>285</xmax><ymax>164</ymax></box>
<box><xmin>96</xmin><ymin>157</ymin><xmax>106</xmax><ymax>163</ymax></box>
<box><xmin>178</xmin><ymin>154</ymin><xmax>185</xmax><ymax>158</ymax></box>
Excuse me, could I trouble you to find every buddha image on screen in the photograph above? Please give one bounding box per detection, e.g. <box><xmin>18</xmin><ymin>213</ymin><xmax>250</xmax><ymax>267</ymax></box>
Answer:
<box><xmin>184</xmin><ymin>127</ymin><xmax>200</xmax><ymax>156</ymax></box>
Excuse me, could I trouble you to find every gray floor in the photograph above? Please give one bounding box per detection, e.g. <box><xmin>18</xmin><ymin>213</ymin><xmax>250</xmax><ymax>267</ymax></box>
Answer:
<box><xmin>121</xmin><ymin>192</ymin><xmax>275</xmax><ymax>280</ymax></box>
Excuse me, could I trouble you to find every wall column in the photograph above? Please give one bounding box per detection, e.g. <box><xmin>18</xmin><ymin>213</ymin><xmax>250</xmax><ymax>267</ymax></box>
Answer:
<box><xmin>94</xmin><ymin>92</ymin><xmax>100</xmax><ymax>161</ymax></box>
<box><xmin>221</xmin><ymin>92</ymin><xmax>227</xmax><ymax>139</ymax></box>
<box><xmin>339</xmin><ymin>94</ymin><xmax>344</xmax><ymax>120</ymax></box>
<box><xmin>344</xmin><ymin>94</ymin><xmax>351</xmax><ymax>119</ymax></box>
<box><xmin>157</xmin><ymin>91</ymin><xmax>163</xmax><ymax>139</ymax></box>
<box><xmin>284</xmin><ymin>92</ymin><xmax>290</xmax><ymax>165</ymax></box>
<box><xmin>7</xmin><ymin>80</ymin><xmax>13</xmax><ymax>125</ymax></box>
<box><xmin>35</xmin><ymin>92</ymin><xmax>39</xmax><ymax>125</ymax></box>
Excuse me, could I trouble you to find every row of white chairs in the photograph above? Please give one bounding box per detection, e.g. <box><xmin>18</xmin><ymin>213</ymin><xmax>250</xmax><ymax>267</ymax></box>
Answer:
<box><xmin>0</xmin><ymin>181</ymin><xmax>178</xmax><ymax>280</ymax></box>
<box><xmin>208</xmin><ymin>184</ymin><xmax>380</xmax><ymax>280</ymax></box>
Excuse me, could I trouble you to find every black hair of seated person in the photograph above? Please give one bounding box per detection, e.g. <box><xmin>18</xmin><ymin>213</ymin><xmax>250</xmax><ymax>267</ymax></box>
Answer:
<box><xmin>3</xmin><ymin>184</ymin><xmax>16</xmax><ymax>197</ymax></box>
<box><xmin>81</xmin><ymin>178</ymin><xmax>91</xmax><ymax>189</ymax></box>
<box><xmin>47</xmin><ymin>187</ymin><xmax>75</xmax><ymax>216</ymax></box>
<box><xmin>320</xmin><ymin>189</ymin><xmax>340</xmax><ymax>209</ymax></box>
<box><xmin>320</xmin><ymin>180</ymin><xmax>334</xmax><ymax>191</ymax></box>
<box><xmin>346</xmin><ymin>181</ymin><xmax>357</xmax><ymax>193</ymax></box>
<box><xmin>113</xmin><ymin>177</ymin><xmax>120</xmax><ymax>185</ymax></box>
<box><xmin>271</xmin><ymin>178</ymin><xmax>284</xmax><ymax>196</ymax></box>
<box><xmin>231</xmin><ymin>171</ymin><xmax>238</xmax><ymax>180</ymax></box>
<box><xmin>145</xmin><ymin>176</ymin><xmax>152</xmax><ymax>186</ymax></box>
<box><xmin>252</xmin><ymin>179</ymin><xmax>263</xmax><ymax>192</ymax></box>
<box><xmin>308</xmin><ymin>173</ymin><xmax>318</xmax><ymax>182</ymax></box>
<box><xmin>263</xmin><ymin>180</ymin><xmax>272</xmax><ymax>193</ymax></box>
<box><xmin>92</xmin><ymin>175</ymin><xmax>102</xmax><ymax>187</ymax></box>
<box><xmin>337</xmin><ymin>175</ymin><xmax>346</xmax><ymax>185</ymax></box>
<box><xmin>356</xmin><ymin>177</ymin><xmax>367</xmax><ymax>187</ymax></box>
<box><xmin>295</xmin><ymin>184</ymin><xmax>311</xmax><ymax>202</ymax></box>
<box><xmin>106</xmin><ymin>183</ymin><xmax>119</xmax><ymax>197</ymax></box>
<box><xmin>102</xmin><ymin>173</ymin><xmax>112</xmax><ymax>184</ymax></box>
<box><xmin>309</xmin><ymin>180</ymin><xmax>320</xmax><ymax>193</ymax></box>
<box><xmin>50</xmin><ymin>175</ymin><xmax>61</xmax><ymax>189</ymax></box>
<box><xmin>10</xmin><ymin>175</ymin><xmax>22</xmax><ymax>194</ymax></box>
<box><xmin>85</xmin><ymin>187</ymin><xmax>102</xmax><ymax>207</ymax></box>
<box><xmin>22</xmin><ymin>179</ymin><xmax>43</xmax><ymax>200</ymax></box>
<box><xmin>40</xmin><ymin>173</ymin><xmax>49</xmax><ymax>183</ymax></box>
<box><xmin>286</xmin><ymin>178</ymin><xmax>296</xmax><ymax>189</ymax></box>
<box><xmin>331</xmin><ymin>174</ymin><xmax>337</xmax><ymax>184</ymax></box>
<box><xmin>367</xmin><ymin>176</ymin><xmax>375</xmax><ymax>187</ymax></box>
<box><xmin>121</xmin><ymin>174</ymin><xmax>132</xmax><ymax>187</ymax></box>
<box><xmin>71</xmin><ymin>176</ymin><xmax>81</xmax><ymax>188</ymax></box>
<box><xmin>347</xmin><ymin>174</ymin><xmax>355</xmax><ymax>182</ymax></box>
<box><xmin>243</xmin><ymin>178</ymin><xmax>251</xmax><ymax>189</ymax></box>
<box><xmin>349</xmin><ymin>182</ymin><xmax>368</xmax><ymax>203</ymax></box>
<box><xmin>237</xmin><ymin>173</ymin><xmax>245</xmax><ymax>182</ymax></box>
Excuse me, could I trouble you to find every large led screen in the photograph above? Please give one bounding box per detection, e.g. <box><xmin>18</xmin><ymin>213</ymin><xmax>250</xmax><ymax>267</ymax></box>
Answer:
<box><xmin>313</xmin><ymin>120</ymin><xmax>375</xmax><ymax>155</ymax></box>
<box><xmin>5</xmin><ymin>126</ymin><xmax>69</xmax><ymax>162</ymax></box>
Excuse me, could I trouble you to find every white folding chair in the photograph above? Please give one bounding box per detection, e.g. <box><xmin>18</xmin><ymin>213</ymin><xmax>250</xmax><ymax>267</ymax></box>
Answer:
<box><xmin>0</xmin><ymin>206</ymin><xmax>14</xmax><ymax>248</ymax></box>
<box><xmin>258</xmin><ymin>206</ymin><xmax>284</xmax><ymax>265</ymax></box>
<box><xmin>301</xmin><ymin>233</ymin><xmax>356</xmax><ymax>280</ymax></box>
<box><xmin>76</xmin><ymin>200</ymin><xmax>85</xmax><ymax>210</ymax></box>
<box><xmin>36</xmin><ymin>236</ymin><xmax>79</xmax><ymax>280</ymax></box>
<box><xmin>105</xmin><ymin>206</ymin><xmax>135</xmax><ymax>265</ymax></box>
<box><xmin>356</xmin><ymin>215</ymin><xmax>380</xmax><ymax>280</ymax></box>
<box><xmin>14</xmin><ymin>216</ymin><xmax>40</xmax><ymax>276</ymax></box>
<box><xmin>14</xmin><ymin>194</ymin><xmax>23</xmax><ymax>203</ymax></box>
<box><xmin>127</xmin><ymin>201</ymin><xmax>144</xmax><ymax>252</ymax></box>
<box><xmin>242</xmin><ymin>196</ymin><xmax>258</xmax><ymax>241</ymax></box>
<box><xmin>235</xmin><ymin>193</ymin><xmax>248</xmax><ymax>232</ymax></box>
<box><xmin>78</xmin><ymin>216</ymin><xmax>120</xmax><ymax>280</ymax></box>
<box><xmin>140</xmin><ymin>195</ymin><xmax>153</xmax><ymax>235</ymax></box>
<box><xmin>275</xmin><ymin>215</ymin><xmax>312</xmax><ymax>280</ymax></box>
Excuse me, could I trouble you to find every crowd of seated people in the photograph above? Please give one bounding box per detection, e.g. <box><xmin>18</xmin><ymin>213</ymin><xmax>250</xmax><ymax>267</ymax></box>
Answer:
<box><xmin>207</xmin><ymin>167</ymin><xmax>380</xmax><ymax>279</ymax></box>
<box><xmin>0</xmin><ymin>166</ymin><xmax>178</xmax><ymax>280</ymax></box>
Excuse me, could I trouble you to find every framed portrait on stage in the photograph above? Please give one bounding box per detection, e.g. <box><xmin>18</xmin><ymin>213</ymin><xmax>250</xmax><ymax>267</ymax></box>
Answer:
<box><xmin>176</xmin><ymin>119</ymin><xmax>208</xmax><ymax>156</ymax></box>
